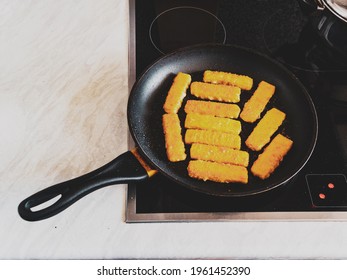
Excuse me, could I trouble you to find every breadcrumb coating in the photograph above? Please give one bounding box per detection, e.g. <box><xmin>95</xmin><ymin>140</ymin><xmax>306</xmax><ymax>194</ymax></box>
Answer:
<box><xmin>188</xmin><ymin>160</ymin><xmax>248</xmax><ymax>184</ymax></box>
<box><xmin>245</xmin><ymin>108</ymin><xmax>286</xmax><ymax>151</ymax></box>
<box><xmin>240</xmin><ymin>81</ymin><xmax>276</xmax><ymax>123</ymax></box>
<box><xmin>251</xmin><ymin>134</ymin><xmax>293</xmax><ymax>179</ymax></box>
<box><xmin>163</xmin><ymin>72</ymin><xmax>191</xmax><ymax>114</ymax></box>
<box><xmin>203</xmin><ymin>70</ymin><xmax>253</xmax><ymax>90</ymax></box>
<box><xmin>162</xmin><ymin>113</ymin><xmax>186</xmax><ymax>162</ymax></box>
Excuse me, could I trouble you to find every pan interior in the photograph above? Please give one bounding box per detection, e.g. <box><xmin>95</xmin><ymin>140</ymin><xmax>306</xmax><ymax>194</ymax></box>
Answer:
<box><xmin>128</xmin><ymin>44</ymin><xmax>317</xmax><ymax>197</ymax></box>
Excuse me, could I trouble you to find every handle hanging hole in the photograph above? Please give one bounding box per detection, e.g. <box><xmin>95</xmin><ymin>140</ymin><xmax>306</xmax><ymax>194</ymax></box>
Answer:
<box><xmin>30</xmin><ymin>194</ymin><xmax>62</xmax><ymax>212</ymax></box>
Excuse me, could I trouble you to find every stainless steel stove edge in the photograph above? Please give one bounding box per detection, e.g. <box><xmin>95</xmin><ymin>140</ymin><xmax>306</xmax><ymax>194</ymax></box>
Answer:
<box><xmin>125</xmin><ymin>185</ymin><xmax>347</xmax><ymax>223</ymax></box>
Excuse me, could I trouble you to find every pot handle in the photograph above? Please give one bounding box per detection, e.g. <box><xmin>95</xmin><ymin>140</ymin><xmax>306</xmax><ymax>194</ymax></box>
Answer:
<box><xmin>18</xmin><ymin>150</ymin><xmax>151</xmax><ymax>222</ymax></box>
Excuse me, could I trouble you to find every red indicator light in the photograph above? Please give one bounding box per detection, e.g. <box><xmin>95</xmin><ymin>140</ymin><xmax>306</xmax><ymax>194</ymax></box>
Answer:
<box><xmin>328</xmin><ymin>183</ymin><xmax>335</xmax><ymax>189</ymax></box>
<box><xmin>319</xmin><ymin>193</ymin><xmax>326</xmax><ymax>199</ymax></box>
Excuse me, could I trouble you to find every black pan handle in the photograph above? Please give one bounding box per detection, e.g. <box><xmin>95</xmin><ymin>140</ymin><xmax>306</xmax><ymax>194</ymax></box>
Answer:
<box><xmin>18</xmin><ymin>151</ymin><xmax>149</xmax><ymax>222</ymax></box>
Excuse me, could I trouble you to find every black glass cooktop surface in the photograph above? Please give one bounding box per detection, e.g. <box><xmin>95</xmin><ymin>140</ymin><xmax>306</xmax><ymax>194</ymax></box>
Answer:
<box><xmin>127</xmin><ymin>0</ymin><xmax>347</xmax><ymax>222</ymax></box>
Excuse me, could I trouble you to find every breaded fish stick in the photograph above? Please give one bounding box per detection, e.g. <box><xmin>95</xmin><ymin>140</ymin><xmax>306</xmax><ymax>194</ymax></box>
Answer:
<box><xmin>240</xmin><ymin>81</ymin><xmax>276</xmax><ymax>123</ymax></box>
<box><xmin>251</xmin><ymin>134</ymin><xmax>293</xmax><ymax>179</ymax></box>
<box><xmin>185</xmin><ymin>113</ymin><xmax>241</xmax><ymax>134</ymax></box>
<box><xmin>162</xmin><ymin>113</ymin><xmax>186</xmax><ymax>162</ymax></box>
<box><xmin>188</xmin><ymin>160</ymin><xmax>248</xmax><ymax>184</ymax></box>
<box><xmin>163</xmin><ymin>72</ymin><xmax>191</xmax><ymax>114</ymax></box>
<box><xmin>190</xmin><ymin>81</ymin><xmax>241</xmax><ymax>103</ymax></box>
<box><xmin>185</xmin><ymin>129</ymin><xmax>241</xmax><ymax>149</ymax></box>
<box><xmin>184</xmin><ymin>100</ymin><xmax>240</xmax><ymax>119</ymax></box>
<box><xmin>190</xmin><ymin>143</ymin><xmax>249</xmax><ymax>167</ymax></box>
<box><xmin>203</xmin><ymin>70</ymin><xmax>253</xmax><ymax>90</ymax></box>
<box><xmin>245</xmin><ymin>108</ymin><xmax>286</xmax><ymax>151</ymax></box>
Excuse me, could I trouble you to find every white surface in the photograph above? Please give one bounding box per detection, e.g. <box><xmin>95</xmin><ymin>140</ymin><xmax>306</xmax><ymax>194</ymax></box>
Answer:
<box><xmin>1</xmin><ymin>0</ymin><xmax>347</xmax><ymax>259</ymax></box>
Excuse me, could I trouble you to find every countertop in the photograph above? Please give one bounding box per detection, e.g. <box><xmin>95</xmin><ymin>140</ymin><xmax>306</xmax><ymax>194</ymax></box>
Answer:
<box><xmin>1</xmin><ymin>0</ymin><xmax>347</xmax><ymax>259</ymax></box>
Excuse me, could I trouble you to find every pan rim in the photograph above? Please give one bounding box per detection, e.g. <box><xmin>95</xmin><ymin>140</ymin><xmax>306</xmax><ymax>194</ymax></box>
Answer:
<box><xmin>127</xmin><ymin>43</ymin><xmax>319</xmax><ymax>197</ymax></box>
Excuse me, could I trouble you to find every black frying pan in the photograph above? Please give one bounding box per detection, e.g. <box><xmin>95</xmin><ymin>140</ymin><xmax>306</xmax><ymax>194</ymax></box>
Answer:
<box><xmin>18</xmin><ymin>44</ymin><xmax>318</xmax><ymax>221</ymax></box>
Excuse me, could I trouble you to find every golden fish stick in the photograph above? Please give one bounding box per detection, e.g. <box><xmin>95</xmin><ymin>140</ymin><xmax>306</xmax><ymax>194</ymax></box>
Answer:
<box><xmin>185</xmin><ymin>113</ymin><xmax>241</xmax><ymax>135</ymax></box>
<box><xmin>203</xmin><ymin>70</ymin><xmax>253</xmax><ymax>90</ymax></box>
<box><xmin>251</xmin><ymin>134</ymin><xmax>293</xmax><ymax>179</ymax></box>
<box><xmin>185</xmin><ymin>129</ymin><xmax>241</xmax><ymax>149</ymax></box>
<box><xmin>245</xmin><ymin>108</ymin><xmax>286</xmax><ymax>151</ymax></box>
<box><xmin>184</xmin><ymin>100</ymin><xmax>240</xmax><ymax>119</ymax></box>
<box><xmin>188</xmin><ymin>160</ymin><xmax>248</xmax><ymax>184</ymax></box>
<box><xmin>190</xmin><ymin>81</ymin><xmax>241</xmax><ymax>103</ymax></box>
<box><xmin>240</xmin><ymin>81</ymin><xmax>276</xmax><ymax>123</ymax></box>
<box><xmin>162</xmin><ymin>113</ymin><xmax>186</xmax><ymax>162</ymax></box>
<box><xmin>163</xmin><ymin>72</ymin><xmax>191</xmax><ymax>114</ymax></box>
<box><xmin>190</xmin><ymin>143</ymin><xmax>249</xmax><ymax>167</ymax></box>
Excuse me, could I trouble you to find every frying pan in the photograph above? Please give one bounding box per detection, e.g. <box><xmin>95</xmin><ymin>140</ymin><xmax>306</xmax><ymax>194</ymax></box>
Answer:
<box><xmin>18</xmin><ymin>44</ymin><xmax>318</xmax><ymax>221</ymax></box>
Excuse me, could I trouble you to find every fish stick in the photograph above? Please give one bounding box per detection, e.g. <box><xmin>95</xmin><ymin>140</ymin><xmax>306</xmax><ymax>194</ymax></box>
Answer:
<box><xmin>185</xmin><ymin>113</ymin><xmax>241</xmax><ymax>134</ymax></box>
<box><xmin>185</xmin><ymin>129</ymin><xmax>241</xmax><ymax>149</ymax></box>
<box><xmin>245</xmin><ymin>108</ymin><xmax>286</xmax><ymax>151</ymax></box>
<box><xmin>184</xmin><ymin>100</ymin><xmax>240</xmax><ymax>119</ymax></box>
<box><xmin>162</xmin><ymin>113</ymin><xmax>186</xmax><ymax>162</ymax></box>
<box><xmin>203</xmin><ymin>70</ymin><xmax>253</xmax><ymax>90</ymax></box>
<box><xmin>190</xmin><ymin>143</ymin><xmax>249</xmax><ymax>167</ymax></box>
<box><xmin>240</xmin><ymin>81</ymin><xmax>276</xmax><ymax>123</ymax></box>
<box><xmin>163</xmin><ymin>72</ymin><xmax>191</xmax><ymax>114</ymax></box>
<box><xmin>188</xmin><ymin>160</ymin><xmax>248</xmax><ymax>184</ymax></box>
<box><xmin>251</xmin><ymin>134</ymin><xmax>293</xmax><ymax>179</ymax></box>
<box><xmin>190</xmin><ymin>81</ymin><xmax>241</xmax><ymax>103</ymax></box>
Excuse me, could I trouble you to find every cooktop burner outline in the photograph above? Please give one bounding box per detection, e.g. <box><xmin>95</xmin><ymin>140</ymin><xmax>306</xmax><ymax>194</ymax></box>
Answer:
<box><xmin>149</xmin><ymin>6</ymin><xmax>227</xmax><ymax>54</ymax></box>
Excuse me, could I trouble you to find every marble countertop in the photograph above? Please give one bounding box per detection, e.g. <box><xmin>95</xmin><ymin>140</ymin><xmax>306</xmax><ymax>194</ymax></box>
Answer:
<box><xmin>1</xmin><ymin>0</ymin><xmax>347</xmax><ymax>259</ymax></box>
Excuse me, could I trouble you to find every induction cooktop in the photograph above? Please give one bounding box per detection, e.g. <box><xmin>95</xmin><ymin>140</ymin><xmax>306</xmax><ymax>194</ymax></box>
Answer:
<box><xmin>126</xmin><ymin>0</ymin><xmax>347</xmax><ymax>222</ymax></box>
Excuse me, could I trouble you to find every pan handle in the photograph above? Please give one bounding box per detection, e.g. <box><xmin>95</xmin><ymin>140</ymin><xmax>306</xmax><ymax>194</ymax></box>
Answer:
<box><xmin>18</xmin><ymin>150</ymin><xmax>150</xmax><ymax>222</ymax></box>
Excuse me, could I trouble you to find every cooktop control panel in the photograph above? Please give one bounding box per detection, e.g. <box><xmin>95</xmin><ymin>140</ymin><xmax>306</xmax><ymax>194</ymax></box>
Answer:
<box><xmin>306</xmin><ymin>174</ymin><xmax>347</xmax><ymax>208</ymax></box>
